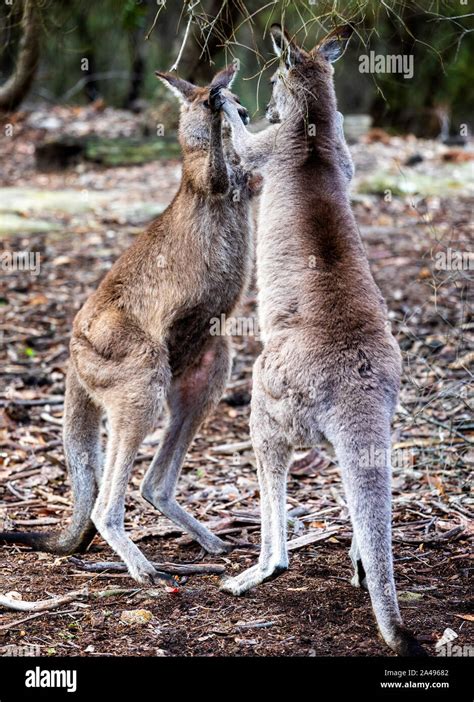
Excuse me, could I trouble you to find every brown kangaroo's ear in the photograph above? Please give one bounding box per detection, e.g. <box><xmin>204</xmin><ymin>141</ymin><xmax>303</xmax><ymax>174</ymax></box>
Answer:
<box><xmin>155</xmin><ymin>72</ymin><xmax>197</xmax><ymax>102</ymax></box>
<box><xmin>314</xmin><ymin>25</ymin><xmax>353</xmax><ymax>63</ymax></box>
<box><xmin>270</xmin><ymin>24</ymin><xmax>303</xmax><ymax>68</ymax></box>
<box><xmin>210</xmin><ymin>64</ymin><xmax>238</xmax><ymax>90</ymax></box>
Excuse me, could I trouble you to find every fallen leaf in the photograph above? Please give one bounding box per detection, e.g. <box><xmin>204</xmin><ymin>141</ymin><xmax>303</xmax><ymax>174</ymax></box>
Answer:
<box><xmin>120</xmin><ymin>609</ymin><xmax>153</xmax><ymax>625</ymax></box>
<box><xmin>398</xmin><ymin>591</ymin><xmax>424</xmax><ymax>601</ymax></box>
<box><xmin>453</xmin><ymin>614</ymin><xmax>474</xmax><ymax>622</ymax></box>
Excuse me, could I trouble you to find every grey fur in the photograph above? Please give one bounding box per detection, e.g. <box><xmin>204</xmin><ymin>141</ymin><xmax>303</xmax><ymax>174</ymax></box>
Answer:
<box><xmin>220</xmin><ymin>26</ymin><xmax>426</xmax><ymax>656</ymax></box>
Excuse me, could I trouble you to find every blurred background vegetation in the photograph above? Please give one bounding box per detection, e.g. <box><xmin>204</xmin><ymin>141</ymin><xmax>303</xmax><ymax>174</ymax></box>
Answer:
<box><xmin>0</xmin><ymin>0</ymin><xmax>473</xmax><ymax>137</ymax></box>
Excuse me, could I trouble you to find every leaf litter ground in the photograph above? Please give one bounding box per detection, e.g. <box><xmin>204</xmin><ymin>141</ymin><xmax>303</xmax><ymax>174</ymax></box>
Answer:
<box><xmin>0</xmin><ymin>109</ymin><xmax>472</xmax><ymax>657</ymax></box>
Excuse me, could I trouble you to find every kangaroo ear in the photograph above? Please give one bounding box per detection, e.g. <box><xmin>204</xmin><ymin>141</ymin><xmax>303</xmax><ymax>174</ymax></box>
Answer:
<box><xmin>210</xmin><ymin>64</ymin><xmax>238</xmax><ymax>90</ymax></box>
<box><xmin>270</xmin><ymin>24</ymin><xmax>302</xmax><ymax>68</ymax></box>
<box><xmin>315</xmin><ymin>25</ymin><xmax>353</xmax><ymax>63</ymax></box>
<box><xmin>155</xmin><ymin>72</ymin><xmax>197</xmax><ymax>102</ymax></box>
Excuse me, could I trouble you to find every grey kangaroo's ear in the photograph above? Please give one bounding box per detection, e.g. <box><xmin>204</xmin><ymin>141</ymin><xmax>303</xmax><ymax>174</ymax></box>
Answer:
<box><xmin>155</xmin><ymin>72</ymin><xmax>197</xmax><ymax>102</ymax></box>
<box><xmin>315</xmin><ymin>25</ymin><xmax>353</xmax><ymax>63</ymax></box>
<box><xmin>210</xmin><ymin>64</ymin><xmax>238</xmax><ymax>90</ymax></box>
<box><xmin>270</xmin><ymin>24</ymin><xmax>303</xmax><ymax>68</ymax></box>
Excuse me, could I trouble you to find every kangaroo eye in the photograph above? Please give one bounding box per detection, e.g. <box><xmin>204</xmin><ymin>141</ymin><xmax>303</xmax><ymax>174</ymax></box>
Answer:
<box><xmin>203</xmin><ymin>99</ymin><xmax>210</xmax><ymax>108</ymax></box>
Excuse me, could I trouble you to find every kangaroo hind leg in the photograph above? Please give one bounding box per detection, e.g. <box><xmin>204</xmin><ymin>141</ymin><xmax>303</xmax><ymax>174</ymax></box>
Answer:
<box><xmin>221</xmin><ymin>390</ymin><xmax>293</xmax><ymax>595</ymax></box>
<box><xmin>140</xmin><ymin>339</ymin><xmax>232</xmax><ymax>555</ymax></box>
<box><xmin>91</xmin><ymin>362</ymin><xmax>173</xmax><ymax>586</ymax></box>
<box><xmin>349</xmin><ymin>534</ymin><xmax>367</xmax><ymax>590</ymax></box>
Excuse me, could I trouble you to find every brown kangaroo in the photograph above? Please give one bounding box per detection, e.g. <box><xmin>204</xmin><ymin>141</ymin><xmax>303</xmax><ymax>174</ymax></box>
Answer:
<box><xmin>219</xmin><ymin>26</ymin><xmax>427</xmax><ymax>656</ymax></box>
<box><xmin>0</xmin><ymin>65</ymin><xmax>254</xmax><ymax>586</ymax></box>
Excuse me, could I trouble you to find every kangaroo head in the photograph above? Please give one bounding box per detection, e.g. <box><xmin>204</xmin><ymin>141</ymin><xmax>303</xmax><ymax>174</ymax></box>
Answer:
<box><xmin>156</xmin><ymin>65</ymin><xmax>249</xmax><ymax>149</ymax></box>
<box><xmin>266</xmin><ymin>24</ymin><xmax>353</xmax><ymax>123</ymax></box>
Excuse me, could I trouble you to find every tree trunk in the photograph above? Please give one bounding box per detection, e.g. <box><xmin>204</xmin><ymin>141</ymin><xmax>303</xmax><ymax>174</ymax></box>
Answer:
<box><xmin>124</xmin><ymin>27</ymin><xmax>146</xmax><ymax>110</ymax></box>
<box><xmin>76</xmin><ymin>9</ymin><xmax>101</xmax><ymax>103</ymax></box>
<box><xmin>0</xmin><ymin>0</ymin><xmax>40</xmax><ymax>112</ymax></box>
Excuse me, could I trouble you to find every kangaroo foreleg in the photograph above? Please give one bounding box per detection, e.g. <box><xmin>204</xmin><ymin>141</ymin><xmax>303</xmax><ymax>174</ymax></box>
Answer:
<box><xmin>205</xmin><ymin>87</ymin><xmax>231</xmax><ymax>195</ymax></box>
<box><xmin>223</xmin><ymin>101</ymin><xmax>280</xmax><ymax>171</ymax></box>
<box><xmin>335</xmin><ymin>111</ymin><xmax>355</xmax><ymax>182</ymax></box>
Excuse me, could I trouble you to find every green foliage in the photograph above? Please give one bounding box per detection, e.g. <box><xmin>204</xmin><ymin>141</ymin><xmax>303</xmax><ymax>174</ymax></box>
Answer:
<box><xmin>365</xmin><ymin>2</ymin><xmax>474</xmax><ymax>127</ymax></box>
<box><xmin>121</xmin><ymin>0</ymin><xmax>147</xmax><ymax>32</ymax></box>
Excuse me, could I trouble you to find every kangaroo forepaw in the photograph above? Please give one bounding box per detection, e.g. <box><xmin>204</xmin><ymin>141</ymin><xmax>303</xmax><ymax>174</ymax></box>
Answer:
<box><xmin>209</xmin><ymin>85</ymin><xmax>225</xmax><ymax>113</ymax></box>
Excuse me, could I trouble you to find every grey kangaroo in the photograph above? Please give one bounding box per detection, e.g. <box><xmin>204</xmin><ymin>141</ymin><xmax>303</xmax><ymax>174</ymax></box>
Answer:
<box><xmin>219</xmin><ymin>26</ymin><xmax>426</xmax><ymax>656</ymax></box>
<box><xmin>0</xmin><ymin>65</ymin><xmax>254</xmax><ymax>586</ymax></box>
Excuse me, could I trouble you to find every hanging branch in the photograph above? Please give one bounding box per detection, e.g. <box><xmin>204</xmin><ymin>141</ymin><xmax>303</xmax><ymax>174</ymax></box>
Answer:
<box><xmin>145</xmin><ymin>0</ymin><xmax>167</xmax><ymax>41</ymax></box>
<box><xmin>169</xmin><ymin>0</ymin><xmax>200</xmax><ymax>72</ymax></box>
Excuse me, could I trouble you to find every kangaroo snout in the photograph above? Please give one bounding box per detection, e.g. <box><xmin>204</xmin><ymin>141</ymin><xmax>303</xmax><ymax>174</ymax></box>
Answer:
<box><xmin>221</xmin><ymin>87</ymin><xmax>249</xmax><ymax>124</ymax></box>
<box><xmin>239</xmin><ymin>106</ymin><xmax>250</xmax><ymax>124</ymax></box>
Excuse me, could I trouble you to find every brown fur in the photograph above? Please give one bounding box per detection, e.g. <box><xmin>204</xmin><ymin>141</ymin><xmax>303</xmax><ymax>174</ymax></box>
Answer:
<box><xmin>0</xmin><ymin>66</ymin><xmax>255</xmax><ymax>586</ymax></box>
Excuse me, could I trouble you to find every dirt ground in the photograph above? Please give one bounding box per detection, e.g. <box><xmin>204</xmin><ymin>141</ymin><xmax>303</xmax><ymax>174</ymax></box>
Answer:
<box><xmin>0</xmin><ymin>108</ymin><xmax>472</xmax><ymax>657</ymax></box>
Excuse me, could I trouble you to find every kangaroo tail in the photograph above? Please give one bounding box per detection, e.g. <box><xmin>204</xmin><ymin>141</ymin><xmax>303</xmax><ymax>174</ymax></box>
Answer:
<box><xmin>0</xmin><ymin>367</ymin><xmax>103</xmax><ymax>555</ymax></box>
<box><xmin>331</xmin><ymin>414</ymin><xmax>427</xmax><ymax>656</ymax></box>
